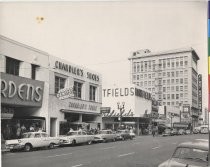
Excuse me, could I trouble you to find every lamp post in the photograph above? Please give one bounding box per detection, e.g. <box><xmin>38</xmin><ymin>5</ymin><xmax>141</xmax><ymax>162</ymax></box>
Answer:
<box><xmin>169</xmin><ymin>113</ymin><xmax>175</xmax><ymax>129</ymax></box>
<box><xmin>117</xmin><ymin>102</ymin><xmax>125</xmax><ymax>128</ymax></box>
<box><xmin>179</xmin><ymin>102</ymin><xmax>182</xmax><ymax>123</ymax></box>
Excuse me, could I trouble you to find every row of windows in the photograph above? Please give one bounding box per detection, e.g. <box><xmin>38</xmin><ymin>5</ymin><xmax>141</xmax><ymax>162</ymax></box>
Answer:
<box><xmin>162</xmin><ymin>85</ymin><xmax>188</xmax><ymax>92</ymax></box>
<box><xmin>55</xmin><ymin>76</ymin><xmax>97</xmax><ymax>101</ymax></box>
<box><xmin>134</xmin><ymin>78</ymin><xmax>188</xmax><ymax>87</ymax></box>
<box><xmin>133</xmin><ymin>70</ymin><xmax>188</xmax><ymax>80</ymax></box>
<box><xmin>6</xmin><ymin>57</ymin><xmax>38</xmax><ymax>80</ymax></box>
<box><xmin>162</xmin><ymin>101</ymin><xmax>188</xmax><ymax>106</ymax></box>
<box><xmin>133</xmin><ymin>56</ymin><xmax>188</xmax><ymax>73</ymax></box>
<box><xmin>161</xmin><ymin>93</ymin><xmax>188</xmax><ymax>100</ymax></box>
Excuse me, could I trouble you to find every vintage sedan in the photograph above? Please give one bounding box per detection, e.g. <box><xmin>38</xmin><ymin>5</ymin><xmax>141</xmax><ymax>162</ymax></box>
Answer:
<box><xmin>116</xmin><ymin>130</ymin><xmax>133</xmax><ymax>140</ymax></box>
<box><xmin>162</xmin><ymin>128</ymin><xmax>172</xmax><ymax>137</ymax></box>
<box><xmin>94</xmin><ymin>130</ymin><xmax>117</xmax><ymax>142</ymax></box>
<box><xmin>5</xmin><ymin>132</ymin><xmax>60</xmax><ymax>152</ymax></box>
<box><xmin>158</xmin><ymin>140</ymin><xmax>208</xmax><ymax>167</ymax></box>
<box><xmin>59</xmin><ymin>130</ymin><xmax>94</xmax><ymax>145</ymax></box>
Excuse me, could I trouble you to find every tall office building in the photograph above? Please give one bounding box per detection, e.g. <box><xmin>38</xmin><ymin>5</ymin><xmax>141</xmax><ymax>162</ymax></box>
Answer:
<box><xmin>128</xmin><ymin>48</ymin><xmax>200</xmax><ymax>127</ymax></box>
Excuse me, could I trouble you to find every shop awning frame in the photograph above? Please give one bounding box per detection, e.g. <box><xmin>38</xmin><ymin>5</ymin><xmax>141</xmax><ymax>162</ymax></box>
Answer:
<box><xmin>60</xmin><ymin>109</ymin><xmax>101</xmax><ymax>116</ymax></box>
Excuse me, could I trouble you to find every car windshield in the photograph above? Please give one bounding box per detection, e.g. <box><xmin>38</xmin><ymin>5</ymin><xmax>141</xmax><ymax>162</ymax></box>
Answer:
<box><xmin>172</xmin><ymin>147</ymin><xmax>208</xmax><ymax>162</ymax></box>
<box><xmin>21</xmin><ymin>133</ymin><xmax>34</xmax><ymax>138</ymax></box>
<box><xmin>99</xmin><ymin>131</ymin><xmax>108</xmax><ymax>134</ymax></box>
<box><xmin>67</xmin><ymin>132</ymin><xmax>77</xmax><ymax>136</ymax></box>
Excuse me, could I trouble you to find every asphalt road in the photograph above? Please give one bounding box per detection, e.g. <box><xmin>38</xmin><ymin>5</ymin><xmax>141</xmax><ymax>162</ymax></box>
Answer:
<box><xmin>2</xmin><ymin>134</ymin><xmax>208</xmax><ymax>167</ymax></box>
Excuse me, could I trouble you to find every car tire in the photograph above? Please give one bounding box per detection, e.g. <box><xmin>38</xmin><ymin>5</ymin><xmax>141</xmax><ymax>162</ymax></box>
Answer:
<box><xmin>112</xmin><ymin>138</ymin><xmax>116</xmax><ymax>142</ymax></box>
<box><xmin>49</xmin><ymin>143</ymin><xmax>55</xmax><ymax>149</ymax></box>
<box><xmin>72</xmin><ymin>140</ymin><xmax>76</xmax><ymax>146</ymax></box>
<box><xmin>87</xmin><ymin>140</ymin><xmax>92</xmax><ymax>145</ymax></box>
<box><xmin>24</xmin><ymin>143</ymin><xmax>32</xmax><ymax>152</ymax></box>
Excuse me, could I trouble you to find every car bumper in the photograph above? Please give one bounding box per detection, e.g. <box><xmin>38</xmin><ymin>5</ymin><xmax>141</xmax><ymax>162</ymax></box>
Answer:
<box><xmin>6</xmin><ymin>144</ymin><xmax>24</xmax><ymax>150</ymax></box>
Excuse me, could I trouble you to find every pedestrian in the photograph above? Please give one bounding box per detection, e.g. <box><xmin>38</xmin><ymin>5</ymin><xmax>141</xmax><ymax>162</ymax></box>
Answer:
<box><xmin>16</xmin><ymin>125</ymin><xmax>21</xmax><ymax>139</ymax></box>
<box><xmin>21</xmin><ymin>124</ymin><xmax>26</xmax><ymax>134</ymax></box>
<box><xmin>30</xmin><ymin>125</ymin><xmax>35</xmax><ymax>132</ymax></box>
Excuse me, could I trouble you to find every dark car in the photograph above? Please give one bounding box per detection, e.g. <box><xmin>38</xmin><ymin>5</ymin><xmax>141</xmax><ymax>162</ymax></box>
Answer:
<box><xmin>171</xmin><ymin>129</ymin><xmax>178</xmax><ymax>136</ymax></box>
<box><xmin>158</xmin><ymin>140</ymin><xmax>208</xmax><ymax>167</ymax></box>
<box><xmin>116</xmin><ymin>130</ymin><xmax>132</xmax><ymax>140</ymax></box>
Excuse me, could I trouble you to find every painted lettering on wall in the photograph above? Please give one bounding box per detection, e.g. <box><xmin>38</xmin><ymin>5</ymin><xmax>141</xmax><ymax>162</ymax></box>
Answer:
<box><xmin>69</xmin><ymin>102</ymin><xmax>98</xmax><ymax>111</ymax></box>
<box><xmin>103</xmin><ymin>87</ymin><xmax>151</xmax><ymax>100</ymax></box>
<box><xmin>102</xmin><ymin>109</ymin><xmax>134</xmax><ymax>117</ymax></box>
<box><xmin>55</xmin><ymin>61</ymin><xmax>100</xmax><ymax>82</ymax></box>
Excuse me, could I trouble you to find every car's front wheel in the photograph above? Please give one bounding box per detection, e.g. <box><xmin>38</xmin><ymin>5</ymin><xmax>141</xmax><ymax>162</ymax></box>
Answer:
<box><xmin>87</xmin><ymin>140</ymin><xmax>92</xmax><ymax>145</ymax></box>
<box><xmin>24</xmin><ymin>143</ymin><xmax>32</xmax><ymax>152</ymax></box>
<box><xmin>49</xmin><ymin>143</ymin><xmax>55</xmax><ymax>149</ymax></box>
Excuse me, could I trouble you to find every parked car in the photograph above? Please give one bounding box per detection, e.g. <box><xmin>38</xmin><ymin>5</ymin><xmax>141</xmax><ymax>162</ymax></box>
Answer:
<box><xmin>5</xmin><ymin>132</ymin><xmax>60</xmax><ymax>152</ymax></box>
<box><xmin>185</xmin><ymin>129</ymin><xmax>191</xmax><ymax>135</ymax></box>
<box><xmin>59</xmin><ymin>130</ymin><xmax>94</xmax><ymax>145</ymax></box>
<box><xmin>94</xmin><ymin>129</ymin><xmax>117</xmax><ymax>142</ymax></box>
<box><xmin>116</xmin><ymin>130</ymin><xmax>132</xmax><ymax>140</ymax></box>
<box><xmin>162</xmin><ymin>128</ymin><xmax>171</xmax><ymax>137</ymax></box>
<box><xmin>158</xmin><ymin>140</ymin><xmax>208</xmax><ymax>167</ymax></box>
<box><xmin>200</xmin><ymin>127</ymin><xmax>208</xmax><ymax>134</ymax></box>
<box><xmin>171</xmin><ymin>129</ymin><xmax>178</xmax><ymax>136</ymax></box>
<box><xmin>177</xmin><ymin>129</ymin><xmax>185</xmax><ymax>135</ymax></box>
<box><xmin>129</xmin><ymin>131</ymin><xmax>136</xmax><ymax>139</ymax></box>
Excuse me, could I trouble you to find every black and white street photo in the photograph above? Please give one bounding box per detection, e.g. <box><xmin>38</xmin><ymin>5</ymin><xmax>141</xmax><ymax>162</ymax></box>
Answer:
<box><xmin>0</xmin><ymin>1</ymin><xmax>209</xmax><ymax>167</ymax></box>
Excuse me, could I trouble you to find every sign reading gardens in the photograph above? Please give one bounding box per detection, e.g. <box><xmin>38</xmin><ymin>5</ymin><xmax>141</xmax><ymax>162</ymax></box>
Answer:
<box><xmin>55</xmin><ymin>61</ymin><xmax>100</xmax><ymax>82</ymax></box>
<box><xmin>1</xmin><ymin>73</ymin><xmax>44</xmax><ymax>107</ymax></box>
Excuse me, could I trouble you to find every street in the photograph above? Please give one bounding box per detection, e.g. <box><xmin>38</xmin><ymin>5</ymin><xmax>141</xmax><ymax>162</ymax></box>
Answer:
<box><xmin>2</xmin><ymin>134</ymin><xmax>208</xmax><ymax>167</ymax></box>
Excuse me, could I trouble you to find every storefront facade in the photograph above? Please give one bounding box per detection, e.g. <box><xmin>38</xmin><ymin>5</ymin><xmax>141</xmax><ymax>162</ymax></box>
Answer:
<box><xmin>48</xmin><ymin>56</ymin><xmax>102</xmax><ymax>136</ymax></box>
<box><xmin>102</xmin><ymin>84</ymin><xmax>152</xmax><ymax>135</ymax></box>
<box><xmin>0</xmin><ymin>35</ymin><xmax>49</xmax><ymax>139</ymax></box>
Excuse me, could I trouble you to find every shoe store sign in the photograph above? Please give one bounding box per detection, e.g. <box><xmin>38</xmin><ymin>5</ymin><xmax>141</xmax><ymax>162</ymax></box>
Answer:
<box><xmin>1</xmin><ymin>73</ymin><xmax>44</xmax><ymax>107</ymax></box>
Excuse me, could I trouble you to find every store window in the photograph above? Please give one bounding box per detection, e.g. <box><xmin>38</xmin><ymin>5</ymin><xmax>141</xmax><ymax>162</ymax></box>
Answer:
<box><xmin>74</xmin><ymin>81</ymin><xmax>83</xmax><ymax>99</ymax></box>
<box><xmin>89</xmin><ymin>85</ymin><xmax>97</xmax><ymax>101</ymax></box>
<box><xmin>6</xmin><ymin>57</ymin><xmax>20</xmax><ymax>76</ymax></box>
<box><xmin>55</xmin><ymin>76</ymin><xmax>66</xmax><ymax>94</ymax></box>
<box><xmin>31</xmin><ymin>64</ymin><xmax>39</xmax><ymax>80</ymax></box>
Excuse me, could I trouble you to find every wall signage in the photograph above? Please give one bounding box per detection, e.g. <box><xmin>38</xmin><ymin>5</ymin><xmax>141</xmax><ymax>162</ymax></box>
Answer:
<box><xmin>102</xmin><ymin>109</ymin><xmax>134</xmax><ymax>117</ymax></box>
<box><xmin>55</xmin><ymin>61</ymin><xmax>100</xmax><ymax>82</ymax></box>
<box><xmin>56</xmin><ymin>87</ymin><xmax>74</xmax><ymax>100</ymax></box>
<box><xmin>1</xmin><ymin>73</ymin><xmax>44</xmax><ymax>107</ymax></box>
<box><xmin>69</xmin><ymin>102</ymin><xmax>98</xmax><ymax>112</ymax></box>
<box><xmin>102</xmin><ymin>87</ymin><xmax>151</xmax><ymax>100</ymax></box>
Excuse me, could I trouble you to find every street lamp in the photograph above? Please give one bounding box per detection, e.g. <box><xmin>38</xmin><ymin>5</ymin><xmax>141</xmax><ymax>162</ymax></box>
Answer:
<box><xmin>169</xmin><ymin>113</ymin><xmax>175</xmax><ymax>129</ymax></box>
<box><xmin>117</xmin><ymin>102</ymin><xmax>125</xmax><ymax>128</ymax></box>
<box><xmin>179</xmin><ymin>102</ymin><xmax>182</xmax><ymax>122</ymax></box>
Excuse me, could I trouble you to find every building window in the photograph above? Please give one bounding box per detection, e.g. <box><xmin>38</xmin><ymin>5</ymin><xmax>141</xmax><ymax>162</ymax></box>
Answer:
<box><xmin>152</xmin><ymin>81</ymin><xmax>155</xmax><ymax>86</ymax></box>
<box><xmin>148</xmin><ymin>74</ymin><xmax>151</xmax><ymax>79</ymax></box>
<box><xmin>31</xmin><ymin>64</ymin><xmax>39</xmax><ymax>80</ymax></box>
<box><xmin>184</xmin><ymin>61</ymin><xmax>188</xmax><ymax>67</ymax></box>
<box><xmin>137</xmin><ymin>63</ymin><xmax>140</xmax><ymax>72</ymax></box>
<box><xmin>172</xmin><ymin>62</ymin><xmax>175</xmax><ymax>68</ymax></box>
<box><xmin>163</xmin><ymin>87</ymin><xmax>166</xmax><ymax>92</ymax></box>
<box><xmin>184</xmin><ymin>78</ymin><xmax>188</xmax><ymax>84</ymax></box>
<box><xmin>137</xmin><ymin>75</ymin><xmax>139</xmax><ymax>80</ymax></box>
<box><xmin>55</xmin><ymin>76</ymin><xmax>66</xmax><ymax>94</ymax></box>
<box><xmin>163</xmin><ymin>72</ymin><xmax>166</xmax><ymax>77</ymax></box>
<box><xmin>180</xmin><ymin>71</ymin><xmax>183</xmax><ymax>76</ymax></box>
<box><xmin>144</xmin><ymin>81</ymin><xmax>147</xmax><ymax>86</ymax></box>
<box><xmin>148</xmin><ymin>81</ymin><xmax>151</xmax><ymax>86</ymax></box>
<box><xmin>176</xmin><ymin>79</ymin><xmax>179</xmax><ymax>84</ymax></box>
<box><xmin>144</xmin><ymin>74</ymin><xmax>147</xmax><ymax>78</ymax></box>
<box><xmin>74</xmin><ymin>81</ymin><xmax>82</xmax><ymax>98</ymax></box>
<box><xmin>180</xmin><ymin>78</ymin><xmax>183</xmax><ymax>84</ymax></box>
<box><xmin>140</xmin><ymin>74</ymin><xmax>143</xmax><ymax>79</ymax></box>
<box><xmin>133</xmin><ymin>75</ymin><xmax>136</xmax><ymax>80</ymax></box>
<box><xmin>152</xmin><ymin>73</ymin><xmax>155</xmax><ymax>78</ymax></box>
<box><xmin>167</xmin><ymin>102</ymin><xmax>170</xmax><ymax>106</ymax></box>
<box><xmin>167</xmin><ymin>94</ymin><xmax>170</xmax><ymax>100</ymax></box>
<box><xmin>176</xmin><ymin>86</ymin><xmax>179</xmax><ymax>91</ymax></box>
<box><xmin>171</xmin><ymin>72</ymin><xmax>174</xmax><ymax>77</ymax></box>
<box><xmin>180</xmin><ymin>86</ymin><xmax>183</xmax><ymax>91</ymax></box>
<box><xmin>163</xmin><ymin>94</ymin><xmax>166</xmax><ymax>99</ymax></box>
<box><xmin>167</xmin><ymin>72</ymin><xmax>170</xmax><ymax>77</ymax></box>
<box><xmin>176</xmin><ymin>71</ymin><xmax>179</xmax><ymax>77</ymax></box>
<box><xmin>167</xmin><ymin>79</ymin><xmax>170</xmax><ymax>84</ymax></box>
<box><xmin>180</xmin><ymin>61</ymin><xmax>183</xmax><ymax>66</ymax></box>
<box><xmin>171</xmin><ymin>94</ymin><xmax>175</xmax><ymax>99</ymax></box>
<box><xmin>167</xmin><ymin>86</ymin><xmax>170</xmax><ymax>91</ymax></box>
<box><xmin>184</xmin><ymin>85</ymin><xmax>188</xmax><ymax>91</ymax></box>
<box><xmin>163</xmin><ymin>80</ymin><xmax>166</xmax><ymax>84</ymax></box>
<box><xmin>133</xmin><ymin>62</ymin><xmax>137</xmax><ymax>73</ymax></box>
<box><xmin>171</xmin><ymin>79</ymin><xmax>174</xmax><ymax>84</ymax></box>
<box><xmin>89</xmin><ymin>85</ymin><xmax>97</xmax><ymax>101</ymax></box>
<box><xmin>171</xmin><ymin>86</ymin><xmax>174</xmax><ymax>91</ymax></box>
<box><xmin>6</xmin><ymin>57</ymin><xmax>20</xmax><ymax>76</ymax></box>
<box><xmin>176</xmin><ymin>94</ymin><xmax>179</xmax><ymax>99</ymax></box>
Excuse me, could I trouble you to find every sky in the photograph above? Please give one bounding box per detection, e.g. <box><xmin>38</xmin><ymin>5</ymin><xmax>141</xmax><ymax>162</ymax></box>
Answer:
<box><xmin>0</xmin><ymin>1</ymin><xmax>208</xmax><ymax>110</ymax></box>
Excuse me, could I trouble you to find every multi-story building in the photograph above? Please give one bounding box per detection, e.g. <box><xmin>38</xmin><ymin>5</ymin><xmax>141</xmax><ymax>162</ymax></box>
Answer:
<box><xmin>0</xmin><ymin>35</ymin><xmax>49</xmax><ymax>139</ymax></box>
<box><xmin>0</xmin><ymin>35</ymin><xmax>102</xmax><ymax>139</ymax></box>
<box><xmin>128</xmin><ymin>48</ymin><xmax>200</xmax><ymax>128</ymax></box>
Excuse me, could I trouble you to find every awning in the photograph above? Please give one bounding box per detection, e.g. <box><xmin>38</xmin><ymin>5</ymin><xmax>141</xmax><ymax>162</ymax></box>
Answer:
<box><xmin>60</xmin><ymin>109</ymin><xmax>101</xmax><ymax>116</ymax></box>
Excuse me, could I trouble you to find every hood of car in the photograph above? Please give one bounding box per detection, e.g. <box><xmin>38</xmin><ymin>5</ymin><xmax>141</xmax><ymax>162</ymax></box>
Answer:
<box><xmin>166</xmin><ymin>158</ymin><xmax>207</xmax><ymax>167</ymax></box>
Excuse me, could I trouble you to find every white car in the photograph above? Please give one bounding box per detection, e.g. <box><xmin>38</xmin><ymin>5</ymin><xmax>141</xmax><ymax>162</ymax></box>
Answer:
<box><xmin>5</xmin><ymin>132</ymin><xmax>60</xmax><ymax>152</ymax></box>
<box><xmin>59</xmin><ymin>130</ymin><xmax>94</xmax><ymax>145</ymax></box>
<box><xmin>94</xmin><ymin>130</ymin><xmax>117</xmax><ymax>142</ymax></box>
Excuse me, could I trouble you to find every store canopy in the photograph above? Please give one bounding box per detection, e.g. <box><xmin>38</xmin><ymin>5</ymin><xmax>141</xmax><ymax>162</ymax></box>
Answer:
<box><xmin>60</xmin><ymin>109</ymin><xmax>101</xmax><ymax>116</ymax></box>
